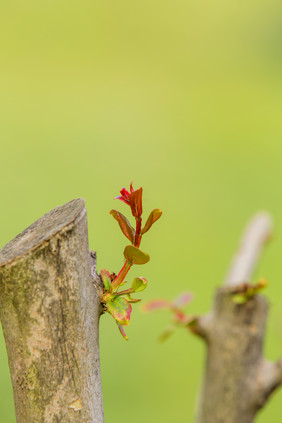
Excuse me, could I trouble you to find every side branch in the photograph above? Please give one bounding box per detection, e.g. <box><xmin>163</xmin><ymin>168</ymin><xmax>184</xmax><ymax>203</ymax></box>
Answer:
<box><xmin>224</xmin><ymin>213</ymin><xmax>272</xmax><ymax>287</ymax></box>
<box><xmin>255</xmin><ymin>359</ymin><xmax>282</xmax><ymax>408</ymax></box>
<box><xmin>189</xmin><ymin>314</ymin><xmax>213</xmax><ymax>342</ymax></box>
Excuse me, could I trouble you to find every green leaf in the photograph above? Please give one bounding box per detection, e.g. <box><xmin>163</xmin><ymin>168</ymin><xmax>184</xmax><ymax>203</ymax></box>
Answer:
<box><xmin>100</xmin><ymin>269</ymin><xmax>112</xmax><ymax>291</ymax></box>
<box><xmin>124</xmin><ymin>245</ymin><xmax>150</xmax><ymax>265</ymax></box>
<box><xmin>253</xmin><ymin>278</ymin><xmax>268</xmax><ymax>294</ymax></box>
<box><xmin>159</xmin><ymin>324</ymin><xmax>176</xmax><ymax>342</ymax></box>
<box><xmin>126</xmin><ymin>295</ymin><xmax>142</xmax><ymax>303</ymax></box>
<box><xmin>141</xmin><ymin>209</ymin><xmax>162</xmax><ymax>234</ymax></box>
<box><xmin>131</xmin><ymin>277</ymin><xmax>147</xmax><ymax>292</ymax></box>
<box><xmin>186</xmin><ymin>317</ymin><xmax>198</xmax><ymax>327</ymax></box>
<box><xmin>110</xmin><ymin>210</ymin><xmax>135</xmax><ymax>244</ymax></box>
<box><xmin>231</xmin><ymin>279</ymin><xmax>268</xmax><ymax>304</ymax></box>
<box><xmin>232</xmin><ymin>294</ymin><xmax>248</xmax><ymax>304</ymax></box>
<box><xmin>107</xmin><ymin>296</ymin><xmax>132</xmax><ymax>325</ymax></box>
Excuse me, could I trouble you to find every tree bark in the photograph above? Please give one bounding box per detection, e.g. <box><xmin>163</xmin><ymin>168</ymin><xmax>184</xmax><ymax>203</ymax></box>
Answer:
<box><xmin>0</xmin><ymin>199</ymin><xmax>104</xmax><ymax>423</ymax></box>
<box><xmin>195</xmin><ymin>213</ymin><xmax>282</xmax><ymax>423</ymax></box>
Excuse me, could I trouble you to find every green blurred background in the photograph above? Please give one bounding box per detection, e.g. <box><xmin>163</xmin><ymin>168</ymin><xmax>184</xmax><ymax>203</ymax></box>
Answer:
<box><xmin>1</xmin><ymin>0</ymin><xmax>282</xmax><ymax>422</ymax></box>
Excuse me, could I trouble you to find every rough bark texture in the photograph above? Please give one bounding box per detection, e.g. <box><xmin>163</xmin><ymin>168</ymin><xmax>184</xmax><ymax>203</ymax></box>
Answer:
<box><xmin>0</xmin><ymin>199</ymin><xmax>104</xmax><ymax>423</ymax></box>
<box><xmin>195</xmin><ymin>213</ymin><xmax>282</xmax><ymax>423</ymax></box>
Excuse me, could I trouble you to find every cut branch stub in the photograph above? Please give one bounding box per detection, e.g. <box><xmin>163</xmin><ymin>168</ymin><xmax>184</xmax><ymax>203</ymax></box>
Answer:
<box><xmin>0</xmin><ymin>199</ymin><xmax>104</xmax><ymax>423</ymax></box>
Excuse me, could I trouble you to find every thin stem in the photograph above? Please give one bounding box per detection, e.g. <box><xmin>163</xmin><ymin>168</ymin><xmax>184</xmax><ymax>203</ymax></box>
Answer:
<box><xmin>135</xmin><ymin>217</ymin><xmax>142</xmax><ymax>247</ymax></box>
<box><xmin>112</xmin><ymin>260</ymin><xmax>132</xmax><ymax>290</ymax></box>
<box><xmin>115</xmin><ymin>288</ymin><xmax>134</xmax><ymax>296</ymax></box>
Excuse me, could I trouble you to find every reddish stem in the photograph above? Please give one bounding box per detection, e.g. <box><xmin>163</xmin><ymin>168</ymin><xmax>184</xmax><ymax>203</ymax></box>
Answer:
<box><xmin>135</xmin><ymin>217</ymin><xmax>142</xmax><ymax>247</ymax></box>
<box><xmin>112</xmin><ymin>260</ymin><xmax>132</xmax><ymax>290</ymax></box>
<box><xmin>111</xmin><ymin>194</ymin><xmax>143</xmax><ymax>294</ymax></box>
<box><xmin>115</xmin><ymin>288</ymin><xmax>134</xmax><ymax>296</ymax></box>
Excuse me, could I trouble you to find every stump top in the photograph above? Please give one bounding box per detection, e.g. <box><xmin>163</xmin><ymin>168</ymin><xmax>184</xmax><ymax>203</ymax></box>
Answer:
<box><xmin>0</xmin><ymin>198</ymin><xmax>85</xmax><ymax>267</ymax></box>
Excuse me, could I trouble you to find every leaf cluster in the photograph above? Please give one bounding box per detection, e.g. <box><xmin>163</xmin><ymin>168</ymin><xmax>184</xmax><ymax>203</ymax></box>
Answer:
<box><xmin>101</xmin><ymin>183</ymin><xmax>162</xmax><ymax>340</ymax></box>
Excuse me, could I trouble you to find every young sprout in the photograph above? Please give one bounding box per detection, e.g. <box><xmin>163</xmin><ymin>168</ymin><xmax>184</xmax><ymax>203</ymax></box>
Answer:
<box><xmin>142</xmin><ymin>280</ymin><xmax>268</xmax><ymax>341</ymax></box>
<box><xmin>142</xmin><ymin>292</ymin><xmax>194</xmax><ymax>341</ymax></box>
<box><xmin>231</xmin><ymin>278</ymin><xmax>268</xmax><ymax>304</ymax></box>
<box><xmin>101</xmin><ymin>183</ymin><xmax>162</xmax><ymax>340</ymax></box>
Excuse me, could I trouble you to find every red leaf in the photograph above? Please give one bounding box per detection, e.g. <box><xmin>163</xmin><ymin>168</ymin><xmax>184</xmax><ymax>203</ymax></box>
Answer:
<box><xmin>110</xmin><ymin>210</ymin><xmax>135</xmax><ymax>244</ymax></box>
<box><xmin>173</xmin><ymin>292</ymin><xmax>193</xmax><ymax>308</ymax></box>
<box><xmin>129</xmin><ymin>187</ymin><xmax>143</xmax><ymax>218</ymax></box>
<box><xmin>115</xmin><ymin>187</ymin><xmax>131</xmax><ymax>205</ymax></box>
<box><xmin>142</xmin><ymin>299</ymin><xmax>171</xmax><ymax>312</ymax></box>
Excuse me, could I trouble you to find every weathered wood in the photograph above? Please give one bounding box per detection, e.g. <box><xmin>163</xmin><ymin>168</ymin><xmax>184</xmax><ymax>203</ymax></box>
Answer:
<box><xmin>0</xmin><ymin>199</ymin><xmax>104</xmax><ymax>423</ymax></box>
<box><xmin>195</xmin><ymin>213</ymin><xmax>282</xmax><ymax>423</ymax></box>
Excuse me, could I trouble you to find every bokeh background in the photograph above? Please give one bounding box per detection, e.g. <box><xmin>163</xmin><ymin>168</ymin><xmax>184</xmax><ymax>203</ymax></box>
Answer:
<box><xmin>1</xmin><ymin>0</ymin><xmax>282</xmax><ymax>422</ymax></box>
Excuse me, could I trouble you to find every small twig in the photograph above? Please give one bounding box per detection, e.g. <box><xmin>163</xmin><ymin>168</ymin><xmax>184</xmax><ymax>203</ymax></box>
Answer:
<box><xmin>188</xmin><ymin>314</ymin><xmax>213</xmax><ymax>341</ymax></box>
<box><xmin>255</xmin><ymin>359</ymin><xmax>282</xmax><ymax>408</ymax></box>
<box><xmin>224</xmin><ymin>213</ymin><xmax>272</xmax><ymax>287</ymax></box>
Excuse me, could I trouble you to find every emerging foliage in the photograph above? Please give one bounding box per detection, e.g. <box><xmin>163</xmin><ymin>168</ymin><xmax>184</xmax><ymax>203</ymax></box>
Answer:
<box><xmin>143</xmin><ymin>280</ymin><xmax>269</xmax><ymax>341</ymax></box>
<box><xmin>101</xmin><ymin>183</ymin><xmax>162</xmax><ymax>340</ymax></box>
<box><xmin>231</xmin><ymin>278</ymin><xmax>268</xmax><ymax>304</ymax></box>
<box><xmin>142</xmin><ymin>292</ymin><xmax>194</xmax><ymax>341</ymax></box>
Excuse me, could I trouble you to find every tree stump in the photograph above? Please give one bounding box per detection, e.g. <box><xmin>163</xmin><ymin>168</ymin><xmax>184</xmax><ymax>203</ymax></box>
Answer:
<box><xmin>0</xmin><ymin>199</ymin><xmax>104</xmax><ymax>423</ymax></box>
